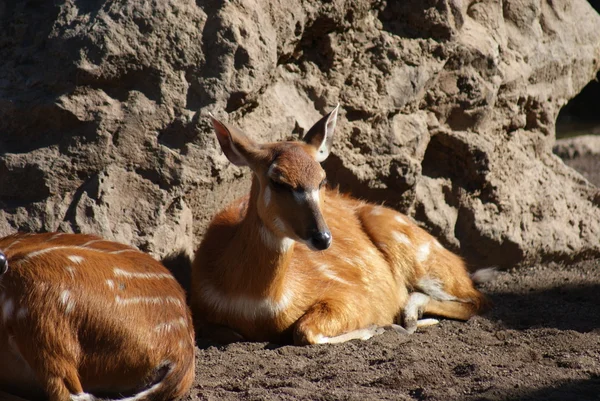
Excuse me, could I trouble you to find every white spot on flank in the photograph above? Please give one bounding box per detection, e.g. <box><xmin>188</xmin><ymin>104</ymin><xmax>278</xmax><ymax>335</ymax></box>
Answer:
<box><xmin>106</xmin><ymin>279</ymin><xmax>115</xmax><ymax>290</ymax></box>
<box><xmin>395</xmin><ymin>215</ymin><xmax>408</xmax><ymax>225</ymax></box>
<box><xmin>60</xmin><ymin>290</ymin><xmax>75</xmax><ymax>314</ymax></box>
<box><xmin>20</xmin><ymin>245</ymin><xmax>134</xmax><ymax>261</ymax></box>
<box><xmin>200</xmin><ymin>283</ymin><xmax>294</xmax><ymax>319</ymax></box>
<box><xmin>263</xmin><ymin>186</ymin><xmax>271</xmax><ymax>206</ymax></box>
<box><xmin>154</xmin><ymin>317</ymin><xmax>188</xmax><ymax>334</ymax></box>
<box><xmin>16</xmin><ymin>307</ymin><xmax>27</xmax><ymax>319</ymax></box>
<box><xmin>2</xmin><ymin>298</ymin><xmax>14</xmax><ymax>322</ymax></box>
<box><xmin>50</xmin><ymin>232</ymin><xmax>66</xmax><ymax>240</ymax></box>
<box><xmin>416</xmin><ymin>242</ymin><xmax>431</xmax><ymax>262</ymax></box>
<box><xmin>67</xmin><ymin>255</ymin><xmax>84</xmax><ymax>264</ymax></box>
<box><xmin>81</xmin><ymin>239</ymin><xmax>104</xmax><ymax>247</ymax></box>
<box><xmin>108</xmin><ymin>249</ymin><xmax>137</xmax><ymax>255</ymax></box>
<box><xmin>316</xmin><ymin>263</ymin><xmax>352</xmax><ymax>285</ymax></box>
<box><xmin>113</xmin><ymin>268</ymin><xmax>175</xmax><ymax>280</ymax></box>
<box><xmin>3</xmin><ymin>239</ymin><xmax>20</xmax><ymax>251</ymax></box>
<box><xmin>115</xmin><ymin>296</ymin><xmax>183</xmax><ymax>308</ymax></box>
<box><xmin>417</xmin><ymin>277</ymin><xmax>457</xmax><ymax>301</ymax></box>
<box><xmin>392</xmin><ymin>231</ymin><xmax>412</xmax><ymax>246</ymax></box>
<box><xmin>65</xmin><ymin>266</ymin><xmax>76</xmax><ymax>279</ymax></box>
<box><xmin>370</xmin><ymin>206</ymin><xmax>383</xmax><ymax>216</ymax></box>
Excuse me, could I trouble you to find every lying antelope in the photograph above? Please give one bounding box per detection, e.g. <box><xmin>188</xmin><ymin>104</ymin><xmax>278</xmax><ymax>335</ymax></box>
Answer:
<box><xmin>191</xmin><ymin>105</ymin><xmax>490</xmax><ymax>345</ymax></box>
<box><xmin>0</xmin><ymin>233</ymin><xmax>195</xmax><ymax>401</ymax></box>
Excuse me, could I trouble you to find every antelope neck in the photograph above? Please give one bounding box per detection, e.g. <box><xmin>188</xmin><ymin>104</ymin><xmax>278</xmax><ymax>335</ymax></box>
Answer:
<box><xmin>232</xmin><ymin>178</ymin><xmax>294</xmax><ymax>286</ymax></box>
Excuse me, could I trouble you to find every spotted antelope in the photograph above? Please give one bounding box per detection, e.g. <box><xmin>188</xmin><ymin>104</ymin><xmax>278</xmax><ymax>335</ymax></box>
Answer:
<box><xmin>0</xmin><ymin>233</ymin><xmax>195</xmax><ymax>401</ymax></box>
<box><xmin>190</xmin><ymin>105</ymin><xmax>490</xmax><ymax>345</ymax></box>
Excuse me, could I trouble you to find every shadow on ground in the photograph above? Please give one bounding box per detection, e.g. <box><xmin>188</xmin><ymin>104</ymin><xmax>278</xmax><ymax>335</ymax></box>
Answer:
<box><xmin>489</xmin><ymin>283</ymin><xmax>600</xmax><ymax>332</ymax></box>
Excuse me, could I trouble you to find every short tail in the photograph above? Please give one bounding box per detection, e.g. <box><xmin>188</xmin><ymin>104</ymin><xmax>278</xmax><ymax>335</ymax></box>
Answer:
<box><xmin>136</xmin><ymin>352</ymin><xmax>195</xmax><ymax>401</ymax></box>
<box><xmin>87</xmin><ymin>349</ymin><xmax>196</xmax><ymax>401</ymax></box>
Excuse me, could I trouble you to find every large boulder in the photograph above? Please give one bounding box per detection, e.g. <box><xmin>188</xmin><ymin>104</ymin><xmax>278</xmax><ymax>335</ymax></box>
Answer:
<box><xmin>1</xmin><ymin>0</ymin><xmax>599</xmax><ymax>267</ymax></box>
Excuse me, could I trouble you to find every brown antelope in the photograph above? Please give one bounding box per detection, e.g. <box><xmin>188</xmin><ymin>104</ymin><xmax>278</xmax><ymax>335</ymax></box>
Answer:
<box><xmin>0</xmin><ymin>233</ymin><xmax>195</xmax><ymax>401</ymax></box>
<box><xmin>190</xmin><ymin>105</ymin><xmax>491</xmax><ymax>346</ymax></box>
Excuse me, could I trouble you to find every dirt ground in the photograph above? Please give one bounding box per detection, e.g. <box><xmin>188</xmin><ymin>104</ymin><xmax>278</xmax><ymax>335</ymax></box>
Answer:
<box><xmin>183</xmin><ymin>156</ymin><xmax>600</xmax><ymax>401</ymax></box>
<box><xmin>185</xmin><ymin>260</ymin><xmax>600</xmax><ymax>401</ymax></box>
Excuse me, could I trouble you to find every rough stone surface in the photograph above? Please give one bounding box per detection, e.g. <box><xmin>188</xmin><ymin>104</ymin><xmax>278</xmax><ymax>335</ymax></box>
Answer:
<box><xmin>554</xmin><ymin>135</ymin><xmax>600</xmax><ymax>187</ymax></box>
<box><xmin>1</xmin><ymin>0</ymin><xmax>599</xmax><ymax>267</ymax></box>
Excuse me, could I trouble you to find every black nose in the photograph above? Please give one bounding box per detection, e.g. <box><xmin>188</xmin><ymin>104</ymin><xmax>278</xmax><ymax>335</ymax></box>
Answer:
<box><xmin>310</xmin><ymin>231</ymin><xmax>332</xmax><ymax>251</ymax></box>
<box><xmin>0</xmin><ymin>252</ymin><xmax>7</xmax><ymax>275</ymax></box>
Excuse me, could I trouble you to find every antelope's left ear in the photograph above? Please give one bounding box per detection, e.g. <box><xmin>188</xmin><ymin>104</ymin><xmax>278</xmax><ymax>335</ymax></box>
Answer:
<box><xmin>303</xmin><ymin>104</ymin><xmax>339</xmax><ymax>162</ymax></box>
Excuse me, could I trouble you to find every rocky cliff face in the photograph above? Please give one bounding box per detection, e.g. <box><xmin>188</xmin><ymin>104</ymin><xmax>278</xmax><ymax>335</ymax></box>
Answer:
<box><xmin>1</xmin><ymin>0</ymin><xmax>599</xmax><ymax>267</ymax></box>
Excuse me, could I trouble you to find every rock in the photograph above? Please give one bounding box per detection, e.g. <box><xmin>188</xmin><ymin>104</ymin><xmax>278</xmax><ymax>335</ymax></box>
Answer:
<box><xmin>0</xmin><ymin>0</ymin><xmax>599</xmax><ymax>267</ymax></box>
<box><xmin>554</xmin><ymin>135</ymin><xmax>600</xmax><ymax>187</ymax></box>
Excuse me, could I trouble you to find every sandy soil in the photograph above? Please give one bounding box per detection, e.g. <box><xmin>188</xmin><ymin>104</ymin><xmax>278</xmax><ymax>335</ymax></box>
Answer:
<box><xmin>184</xmin><ymin>260</ymin><xmax>600</xmax><ymax>401</ymax></box>
<box><xmin>183</xmin><ymin>155</ymin><xmax>600</xmax><ymax>401</ymax></box>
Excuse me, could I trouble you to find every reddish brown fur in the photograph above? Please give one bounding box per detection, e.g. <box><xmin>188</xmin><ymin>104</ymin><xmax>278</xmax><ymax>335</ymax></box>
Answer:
<box><xmin>191</xmin><ymin>110</ymin><xmax>489</xmax><ymax>345</ymax></box>
<box><xmin>0</xmin><ymin>233</ymin><xmax>195</xmax><ymax>401</ymax></box>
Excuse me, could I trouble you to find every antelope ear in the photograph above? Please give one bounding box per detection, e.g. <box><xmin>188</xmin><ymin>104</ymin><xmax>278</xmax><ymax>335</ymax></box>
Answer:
<box><xmin>210</xmin><ymin>114</ymin><xmax>256</xmax><ymax>167</ymax></box>
<box><xmin>303</xmin><ymin>104</ymin><xmax>339</xmax><ymax>162</ymax></box>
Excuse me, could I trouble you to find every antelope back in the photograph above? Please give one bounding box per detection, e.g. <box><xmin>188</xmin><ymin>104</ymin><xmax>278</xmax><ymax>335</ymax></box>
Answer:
<box><xmin>0</xmin><ymin>233</ymin><xmax>195</xmax><ymax>400</ymax></box>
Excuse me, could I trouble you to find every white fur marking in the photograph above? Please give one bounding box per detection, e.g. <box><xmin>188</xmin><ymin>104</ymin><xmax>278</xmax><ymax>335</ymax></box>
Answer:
<box><xmin>394</xmin><ymin>215</ymin><xmax>408</xmax><ymax>225</ymax></box>
<box><xmin>115</xmin><ymin>296</ymin><xmax>183</xmax><ymax>308</ymax></box>
<box><xmin>70</xmin><ymin>393</ymin><xmax>96</xmax><ymax>401</ymax></box>
<box><xmin>67</xmin><ymin>255</ymin><xmax>84</xmax><ymax>264</ymax></box>
<box><xmin>106</xmin><ymin>279</ymin><xmax>115</xmax><ymax>290</ymax></box>
<box><xmin>117</xmin><ymin>382</ymin><xmax>164</xmax><ymax>401</ymax></box>
<box><xmin>370</xmin><ymin>206</ymin><xmax>383</xmax><ymax>216</ymax></box>
<box><xmin>316</xmin><ymin>263</ymin><xmax>352</xmax><ymax>285</ymax></box>
<box><xmin>3</xmin><ymin>240</ymin><xmax>20</xmax><ymax>251</ymax></box>
<box><xmin>65</xmin><ymin>266</ymin><xmax>76</xmax><ymax>279</ymax></box>
<box><xmin>2</xmin><ymin>298</ymin><xmax>14</xmax><ymax>322</ymax></box>
<box><xmin>81</xmin><ymin>239</ymin><xmax>104</xmax><ymax>247</ymax></box>
<box><xmin>200</xmin><ymin>283</ymin><xmax>293</xmax><ymax>319</ymax></box>
<box><xmin>314</xmin><ymin>326</ymin><xmax>382</xmax><ymax>344</ymax></box>
<box><xmin>259</xmin><ymin>224</ymin><xmax>293</xmax><ymax>253</ymax></box>
<box><xmin>392</xmin><ymin>231</ymin><xmax>412</xmax><ymax>246</ymax></box>
<box><xmin>21</xmin><ymin>245</ymin><xmax>134</xmax><ymax>261</ymax></box>
<box><xmin>154</xmin><ymin>317</ymin><xmax>188</xmax><ymax>334</ymax></box>
<box><xmin>308</xmin><ymin>189</ymin><xmax>320</xmax><ymax>204</ymax></box>
<box><xmin>113</xmin><ymin>268</ymin><xmax>175</xmax><ymax>280</ymax></box>
<box><xmin>417</xmin><ymin>277</ymin><xmax>457</xmax><ymax>301</ymax></box>
<box><xmin>263</xmin><ymin>186</ymin><xmax>271</xmax><ymax>206</ymax></box>
<box><xmin>405</xmin><ymin>292</ymin><xmax>430</xmax><ymax>322</ymax></box>
<box><xmin>108</xmin><ymin>249</ymin><xmax>137</xmax><ymax>255</ymax></box>
<box><xmin>49</xmin><ymin>232</ymin><xmax>64</xmax><ymax>241</ymax></box>
<box><xmin>416</xmin><ymin>242</ymin><xmax>431</xmax><ymax>262</ymax></box>
<box><xmin>60</xmin><ymin>290</ymin><xmax>75</xmax><ymax>314</ymax></box>
<box><xmin>417</xmin><ymin>318</ymin><xmax>440</xmax><ymax>328</ymax></box>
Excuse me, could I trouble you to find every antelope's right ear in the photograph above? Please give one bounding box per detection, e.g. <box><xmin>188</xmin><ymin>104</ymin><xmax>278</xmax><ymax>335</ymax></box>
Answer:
<box><xmin>210</xmin><ymin>114</ymin><xmax>255</xmax><ymax>167</ymax></box>
<box><xmin>303</xmin><ymin>104</ymin><xmax>339</xmax><ymax>162</ymax></box>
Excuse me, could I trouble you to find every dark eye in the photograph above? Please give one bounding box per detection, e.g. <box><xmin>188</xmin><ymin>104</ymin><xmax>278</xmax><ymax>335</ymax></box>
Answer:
<box><xmin>270</xmin><ymin>179</ymin><xmax>290</xmax><ymax>191</ymax></box>
<box><xmin>319</xmin><ymin>178</ymin><xmax>328</xmax><ymax>189</ymax></box>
